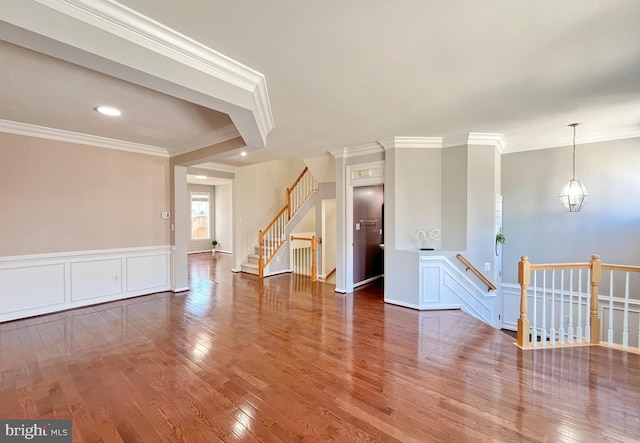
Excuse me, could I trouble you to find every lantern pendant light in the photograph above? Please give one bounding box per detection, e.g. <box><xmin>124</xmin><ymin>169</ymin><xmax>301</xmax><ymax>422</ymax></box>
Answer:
<box><xmin>558</xmin><ymin>123</ymin><xmax>589</xmax><ymax>212</ymax></box>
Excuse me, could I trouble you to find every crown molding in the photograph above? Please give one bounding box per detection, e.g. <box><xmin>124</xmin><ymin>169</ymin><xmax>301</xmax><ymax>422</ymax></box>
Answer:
<box><xmin>505</xmin><ymin>126</ymin><xmax>640</xmax><ymax>153</ymax></box>
<box><xmin>329</xmin><ymin>142</ymin><xmax>383</xmax><ymax>159</ymax></box>
<box><xmin>36</xmin><ymin>0</ymin><xmax>274</xmax><ymax>139</ymax></box>
<box><xmin>468</xmin><ymin>133</ymin><xmax>507</xmax><ymax>153</ymax></box>
<box><xmin>0</xmin><ymin>119</ymin><xmax>169</xmax><ymax>157</ymax></box>
<box><xmin>379</xmin><ymin>136</ymin><xmax>443</xmax><ymax>150</ymax></box>
<box><xmin>443</xmin><ymin>133</ymin><xmax>506</xmax><ymax>152</ymax></box>
<box><xmin>197</xmin><ymin>162</ymin><xmax>237</xmax><ymax>173</ymax></box>
<box><xmin>169</xmin><ymin>124</ymin><xmax>241</xmax><ymax>157</ymax></box>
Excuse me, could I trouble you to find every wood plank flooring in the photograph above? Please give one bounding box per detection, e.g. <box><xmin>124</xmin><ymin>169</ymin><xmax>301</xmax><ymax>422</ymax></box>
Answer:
<box><xmin>1</xmin><ymin>252</ymin><xmax>640</xmax><ymax>442</ymax></box>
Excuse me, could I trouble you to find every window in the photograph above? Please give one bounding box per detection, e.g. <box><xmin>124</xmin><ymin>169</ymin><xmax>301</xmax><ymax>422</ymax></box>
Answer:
<box><xmin>191</xmin><ymin>192</ymin><xmax>210</xmax><ymax>240</ymax></box>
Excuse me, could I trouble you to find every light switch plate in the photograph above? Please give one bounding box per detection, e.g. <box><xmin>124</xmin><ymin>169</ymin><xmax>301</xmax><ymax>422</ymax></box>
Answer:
<box><xmin>161</xmin><ymin>212</ymin><xmax>170</xmax><ymax>219</ymax></box>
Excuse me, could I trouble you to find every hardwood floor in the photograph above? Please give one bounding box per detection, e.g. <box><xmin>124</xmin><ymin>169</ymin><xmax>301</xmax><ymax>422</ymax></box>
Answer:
<box><xmin>1</xmin><ymin>252</ymin><xmax>639</xmax><ymax>442</ymax></box>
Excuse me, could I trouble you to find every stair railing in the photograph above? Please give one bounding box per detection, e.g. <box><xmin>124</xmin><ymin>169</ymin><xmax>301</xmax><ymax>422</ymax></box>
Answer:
<box><xmin>456</xmin><ymin>254</ymin><xmax>497</xmax><ymax>291</ymax></box>
<box><xmin>517</xmin><ymin>254</ymin><xmax>640</xmax><ymax>352</ymax></box>
<box><xmin>290</xmin><ymin>235</ymin><xmax>322</xmax><ymax>281</ymax></box>
<box><xmin>258</xmin><ymin>167</ymin><xmax>317</xmax><ymax>278</ymax></box>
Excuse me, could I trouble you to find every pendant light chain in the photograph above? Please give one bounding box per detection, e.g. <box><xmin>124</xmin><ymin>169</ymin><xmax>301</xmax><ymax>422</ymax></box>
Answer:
<box><xmin>572</xmin><ymin>123</ymin><xmax>576</xmax><ymax>179</ymax></box>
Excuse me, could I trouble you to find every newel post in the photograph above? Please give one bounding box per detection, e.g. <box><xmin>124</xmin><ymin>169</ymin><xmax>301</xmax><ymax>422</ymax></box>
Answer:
<box><xmin>590</xmin><ymin>254</ymin><xmax>602</xmax><ymax>344</ymax></box>
<box><xmin>258</xmin><ymin>230</ymin><xmax>264</xmax><ymax>279</ymax></box>
<box><xmin>311</xmin><ymin>236</ymin><xmax>318</xmax><ymax>282</ymax></box>
<box><xmin>517</xmin><ymin>256</ymin><xmax>531</xmax><ymax>348</ymax></box>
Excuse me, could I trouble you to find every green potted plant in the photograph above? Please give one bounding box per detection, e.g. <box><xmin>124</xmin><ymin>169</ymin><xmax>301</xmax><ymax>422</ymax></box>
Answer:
<box><xmin>211</xmin><ymin>240</ymin><xmax>218</xmax><ymax>256</ymax></box>
<box><xmin>495</xmin><ymin>232</ymin><xmax>505</xmax><ymax>256</ymax></box>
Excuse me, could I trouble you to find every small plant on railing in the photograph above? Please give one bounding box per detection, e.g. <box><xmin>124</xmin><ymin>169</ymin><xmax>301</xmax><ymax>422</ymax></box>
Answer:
<box><xmin>495</xmin><ymin>232</ymin><xmax>505</xmax><ymax>256</ymax></box>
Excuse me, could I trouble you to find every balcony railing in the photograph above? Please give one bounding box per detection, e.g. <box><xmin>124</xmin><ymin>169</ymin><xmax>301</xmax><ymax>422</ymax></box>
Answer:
<box><xmin>517</xmin><ymin>254</ymin><xmax>640</xmax><ymax>352</ymax></box>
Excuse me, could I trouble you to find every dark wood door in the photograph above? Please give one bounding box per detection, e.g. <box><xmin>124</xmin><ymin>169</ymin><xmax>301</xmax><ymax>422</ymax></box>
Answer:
<box><xmin>353</xmin><ymin>185</ymin><xmax>384</xmax><ymax>285</ymax></box>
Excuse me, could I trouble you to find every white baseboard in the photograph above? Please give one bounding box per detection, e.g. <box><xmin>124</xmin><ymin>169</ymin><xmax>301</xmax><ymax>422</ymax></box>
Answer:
<box><xmin>0</xmin><ymin>246</ymin><xmax>172</xmax><ymax>322</ymax></box>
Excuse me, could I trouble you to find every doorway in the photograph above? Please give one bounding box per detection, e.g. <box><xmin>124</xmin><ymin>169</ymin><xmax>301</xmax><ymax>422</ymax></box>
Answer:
<box><xmin>352</xmin><ymin>185</ymin><xmax>384</xmax><ymax>286</ymax></box>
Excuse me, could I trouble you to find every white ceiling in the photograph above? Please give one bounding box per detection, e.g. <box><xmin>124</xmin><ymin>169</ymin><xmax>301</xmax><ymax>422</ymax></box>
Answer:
<box><xmin>1</xmin><ymin>0</ymin><xmax>640</xmax><ymax>165</ymax></box>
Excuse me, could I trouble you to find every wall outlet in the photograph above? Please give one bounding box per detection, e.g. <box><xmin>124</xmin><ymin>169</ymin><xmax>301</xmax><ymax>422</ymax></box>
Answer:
<box><xmin>161</xmin><ymin>211</ymin><xmax>170</xmax><ymax>219</ymax></box>
<box><xmin>484</xmin><ymin>262</ymin><xmax>491</xmax><ymax>271</ymax></box>
<box><xmin>112</xmin><ymin>274</ymin><xmax>119</xmax><ymax>282</ymax></box>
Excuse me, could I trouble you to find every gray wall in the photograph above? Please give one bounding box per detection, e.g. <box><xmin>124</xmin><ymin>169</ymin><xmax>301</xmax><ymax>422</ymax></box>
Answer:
<box><xmin>215</xmin><ymin>183</ymin><xmax>233</xmax><ymax>252</ymax></box>
<box><xmin>394</xmin><ymin>148</ymin><xmax>442</xmax><ymax>250</ymax></box>
<box><xmin>441</xmin><ymin>145</ymin><xmax>468</xmax><ymax>250</ymax></box>
<box><xmin>502</xmin><ymin>137</ymin><xmax>640</xmax><ymax>284</ymax></box>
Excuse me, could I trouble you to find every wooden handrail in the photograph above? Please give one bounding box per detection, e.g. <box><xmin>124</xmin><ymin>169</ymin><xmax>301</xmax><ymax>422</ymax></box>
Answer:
<box><xmin>456</xmin><ymin>254</ymin><xmax>497</xmax><ymax>291</ymax></box>
<box><xmin>257</xmin><ymin>167</ymin><xmax>316</xmax><ymax>278</ymax></box>
<box><xmin>290</xmin><ymin>236</ymin><xmax>322</xmax><ymax>243</ymax></box>
<box><xmin>530</xmin><ymin>262</ymin><xmax>591</xmax><ymax>270</ymax></box>
<box><xmin>263</xmin><ymin>205</ymin><xmax>288</xmax><ymax>236</ymax></box>
<box><xmin>290</xmin><ymin>235</ymin><xmax>322</xmax><ymax>281</ymax></box>
<box><xmin>288</xmin><ymin>167</ymin><xmax>309</xmax><ymax>195</ymax></box>
<box><xmin>602</xmin><ymin>263</ymin><xmax>640</xmax><ymax>273</ymax></box>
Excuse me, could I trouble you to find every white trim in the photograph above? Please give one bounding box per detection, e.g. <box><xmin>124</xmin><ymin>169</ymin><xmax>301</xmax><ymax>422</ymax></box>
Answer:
<box><xmin>197</xmin><ymin>162</ymin><xmax>238</xmax><ymax>174</ymax></box>
<box><xmin>329</xmin><ymin>142</ymin><xmax>383</xmax><ymax>159</ymax></box>
<box><xmin>36</xmin><ymin>0</ymin><xmax>274</xmax><ymax>139</ymax></box>
<box><xmin>384</xmin><ymin>299</ymin><xmax>422</xmax><ymax>310</ymax></box>
<box><xmin>0</xmin><ymin>119</ymin><xmax>169</xmax><ymax>157</ymax></box>
<box><xmin>0</xmin><ymin>246</ymin><xmax>172</xmax><ymax>322</ymax></box>
<box><xmin>505</xmin><ymin>126</ymin><xmax>640</xmax><ymax>153</ymax></box>
<box><xmin>263</xmin><ymin>269</ymin><xmax>292</xmax><ymax>278</ymax></box>
<box><xmin>345</xmin><ymin>160</ymin><xmax>385</xmax><ymax>293</ymax></box>
<box><xmin>443</xmin><ymin>132</ymin><xmax>507</xmax><ymax>152</ymax></box>
<box><xmin>379</xmin><ymin>136</ymin><xmax>443</xmax><ymax>150</ymax></box>
<box><xmin>0</xmin><ymin>245</ymin><xmax>170</xmax><ymax>262</ymax></box>
<box><xmin>353</xmin><ymin>274</ymin><xmax>383</xmax><ymax>288</ymax></box>
<box><xmin>468</xmin><ymin>133</ymin><xmax>507</xmax><ymax>153</ymax></box>
<box><xmin>172</xmin><ymin>287</ymin><xmax>189</xmax><ymax>292</ymax></box>
<box><xmin>170</xmin><ymin>124</ymin><xmax>241</xmax><ymax>157</ymax></box>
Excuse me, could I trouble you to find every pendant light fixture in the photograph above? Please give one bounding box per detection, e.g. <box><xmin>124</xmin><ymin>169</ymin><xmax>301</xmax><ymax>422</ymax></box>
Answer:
<box><xmin>558</xmin><ymin>123</ymin><xmax>589</xmax><ymax>212</ymax></box>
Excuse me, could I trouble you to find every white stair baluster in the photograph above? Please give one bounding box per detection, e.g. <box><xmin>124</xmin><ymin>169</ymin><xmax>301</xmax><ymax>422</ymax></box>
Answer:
<box><xmin>559</xmin><ymin>270</ymin><xmax>565</xmax><ymax>344</ymax></box>
<box><xmin>585</xmin><ymin>269</ymin><xmax>591</xmax><ymax>343</ymax></box>
<box><xmin>533</xmin><ymin>271</ymin><xmax>538</xmax><ymax>347</ymax></box>
<box><xmin>550</xmin><ymin>270</ymin><xmax>556</xmax><ymax>345</ymax></box>
<box><xmin>568</xmin><ymin>270</ymin><xmax>574</xmax><ymax>344</ymax></box>
<box><xmin>608</xmin><ymin>270</ymin><xmax>614</xmax><ymax>346</ymax></box>
<box><xmin>541</xmin><ymin>271</ymin><xmax>547</xmax><ymax>345</ymax></box>
<box><xmin>577</xmin><ymin>269</ymin><xmax>583</xmax><ymax>343</ymax></box>
<box><xmin>623</xmin><ymin>272</ymin><xmax>630</xmax><ymax>348</ymax></box>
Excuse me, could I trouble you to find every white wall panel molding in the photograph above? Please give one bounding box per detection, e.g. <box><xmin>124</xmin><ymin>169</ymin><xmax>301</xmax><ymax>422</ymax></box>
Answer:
<box><xmin>347</xmin><ymin>161</ymin><xmax>385</xmax><ymax>186</ymax></box>
<box><xmin>0</xmin><ymin>119</ymin><xmax>169</xmax><ymax>157</ymax></box>
<box><xmin>0</xmin><ymin>246</ymin><xmax>172</xmax><ymax>322</ymax></box>
<box><xmin>384</xmin><ymin>254</ymin><xmax>498</xmax><ymax>327</ymax></box>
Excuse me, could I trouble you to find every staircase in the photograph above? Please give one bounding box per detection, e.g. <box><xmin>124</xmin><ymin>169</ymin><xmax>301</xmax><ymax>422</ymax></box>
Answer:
<box><xmin>240</xmin><ymin>240</ymin><xmax>279</xmax><ymax>275</ymax></box>
<box><xmin>240</xmin><ymin>167</ymin><xmax>317</xmax><ymax>277</ymax></box>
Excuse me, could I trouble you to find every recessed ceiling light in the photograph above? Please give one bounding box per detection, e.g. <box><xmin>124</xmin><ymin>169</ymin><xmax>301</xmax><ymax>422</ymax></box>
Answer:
<box><xmin>195</xmin><ymin>175</ymin><xmax>207</xmax><ymax>179</ymax></box>
<box><xmin>240</xmin><ymin>151</ymin><xmax>247</xmax><ymax>157</ymax></box>
<box><xmin>96</xmin><ymin>106</ymin><xmax>122</xmax><ymax>116</ymax></box>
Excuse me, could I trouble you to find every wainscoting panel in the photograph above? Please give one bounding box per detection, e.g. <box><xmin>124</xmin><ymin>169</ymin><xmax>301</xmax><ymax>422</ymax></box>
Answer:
<box><xmin>0</xmin><ymin>246</ymin><xmax>172</xmax><ymax>322</ymax></box>
<box><xmin>0</xmin><ymin>263</ymin><xmax>65</xmax><ymax>313</ymax></box>
<box><xmin>126</xmin><ymin>254</ymin><xmax>168</xmax><ymax>292</ymax></box>
<box><xmin>71</xmin><ymin>258</ymin><xmax>123</xmax><ymax>301</ymax></box>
